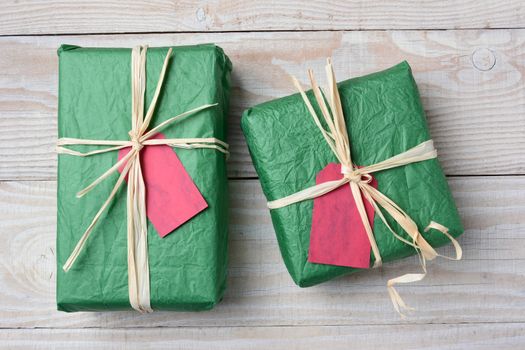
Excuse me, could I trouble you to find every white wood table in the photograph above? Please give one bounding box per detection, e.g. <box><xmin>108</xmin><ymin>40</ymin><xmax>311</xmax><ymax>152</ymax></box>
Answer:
<box><xmin>0</xmin><ymin>1</ymin><xmax>524</xmax><ymax>349</ymax></box>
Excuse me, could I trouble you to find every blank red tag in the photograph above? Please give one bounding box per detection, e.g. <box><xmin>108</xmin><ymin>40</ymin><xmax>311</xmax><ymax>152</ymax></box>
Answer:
<box><xmin>308</xmin><ymin>163</ymin><xmax>377</xmax><ymax>269</ymax></box>
<box><xmin>118</xmin><ymin>133</ymin><xmax>208</xmax><ymax>238</ymax></box>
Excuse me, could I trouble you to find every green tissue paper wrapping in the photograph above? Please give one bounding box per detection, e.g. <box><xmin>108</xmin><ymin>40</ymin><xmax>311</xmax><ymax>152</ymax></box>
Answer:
<box><xmin>57</xmin><ymin>44</ymin><xmax>232</xmax><ymax>311</ymax></box>
<box><xmin>241</xmin><ymin>62</ymin><xmax>463</xmax><ymax>287</ymax></box>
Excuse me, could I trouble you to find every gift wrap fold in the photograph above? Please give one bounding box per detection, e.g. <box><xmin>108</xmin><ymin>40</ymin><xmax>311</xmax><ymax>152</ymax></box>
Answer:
<box><xmin>57</xmin><ymin>44</ymin><xmax>231</xmax><ymax>312</ymax></box>
<box><xmin>241</xmin><ymin>61</ymin><xmax>463</xmax><ymax>307</ymax></box>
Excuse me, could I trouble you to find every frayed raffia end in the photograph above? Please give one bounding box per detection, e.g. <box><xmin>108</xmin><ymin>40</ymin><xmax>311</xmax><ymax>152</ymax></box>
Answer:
<box><xmin>387</xmin><ymin>284</ymin><xmax>415</xmax><ymax>319</ymax></box>
<box><xmin>386</xmin><ymin>221</ymin><xmax>463</xmax><ymax>318</ymax></box>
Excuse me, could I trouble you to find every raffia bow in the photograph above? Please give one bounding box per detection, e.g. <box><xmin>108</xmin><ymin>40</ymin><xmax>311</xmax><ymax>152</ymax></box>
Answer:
<box><xmin>57</xmin><ymin>46</ymin><xmax>229</xmax><ymax>313</ymax></box>
<box><xmin>267</xmin><ymin>59</ymin><xmax>462</xmax><ymax>316</ymax></box>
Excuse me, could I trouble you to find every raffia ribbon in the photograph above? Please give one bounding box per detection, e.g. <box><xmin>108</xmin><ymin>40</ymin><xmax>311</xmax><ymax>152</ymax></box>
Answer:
<box><xmin>267</xmin><ymin>59</ymin><xmax>462</xmax><ymax>317</ymax></box>
<box><xmin>57</xmin><ymin>46</ymin><xmax>229</xmax><ymax>313</ymax></box>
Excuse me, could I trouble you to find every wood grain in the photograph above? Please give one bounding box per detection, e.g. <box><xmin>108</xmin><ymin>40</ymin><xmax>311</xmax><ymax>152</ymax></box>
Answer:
<box><xmin>1</xmin><ymin>323</ymin><xmax>524</xmax><ymax>349</ymax></box>
<box><xmin>1</xmin><ymin>1</ymin><xmax>524</xmax><ymax>348</ymax></box>
<box><xmin>1</xmin><ymin>29</ymin><xmax>524</xmax><ymax>180</ymax></box>
<box><xmin>0</xmin><ymin>177</ymin><xmax>524</xmax><ymax>328</ymax></box>
<box><xmin>0</xmin><ymin>1</ymin><xmax>524</xmax><ymax>35</ymax></box>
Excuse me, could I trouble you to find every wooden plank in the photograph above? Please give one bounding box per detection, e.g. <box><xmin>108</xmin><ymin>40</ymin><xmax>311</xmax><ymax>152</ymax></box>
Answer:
<box><xmin>0</xmin><ymin>1</ymin><xmax>524</xmax><ymax>35</ymax></box>
<box><xmin>1</xmin><ymin>30</ymin><xmax>524</xmax><ymax>180</ymax></box>
<box><xmin>0</xmin><ymin>176</ymin><xmax>524</xmax><ymax>328</ymax></box>
<box><xmin>1</xmin><ymin>323</ymin><xmax>524</xmax><ymax>350</ymax></box>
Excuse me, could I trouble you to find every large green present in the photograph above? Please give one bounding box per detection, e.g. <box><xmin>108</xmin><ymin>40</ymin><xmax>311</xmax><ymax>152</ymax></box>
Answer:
<box><xmin>56</xmin><ymin>44</ymin><xmax>231</xmax><ymax>312</ymax></box>
<box><xmin>241</xmin><ymin>61</ymin><xmax>463</xmax><ymax>303</ymax></box>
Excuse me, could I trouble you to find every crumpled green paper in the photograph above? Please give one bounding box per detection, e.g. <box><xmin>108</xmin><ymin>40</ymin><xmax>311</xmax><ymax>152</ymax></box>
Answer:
<box><xmin>241</xmin><ymin>62</ymin><xmax>463</xmax><ymax>287</ymax></box>
<box><xmin>57</xmin><ymin>44</ymin><xmax>232</xmax><ymax>311</ymax></box>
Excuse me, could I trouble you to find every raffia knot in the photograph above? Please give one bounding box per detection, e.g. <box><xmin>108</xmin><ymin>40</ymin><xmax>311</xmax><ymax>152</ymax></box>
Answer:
<box><xmin>129</xmin><ymin>131</ymin><xmax>144</xmax><ymax>152</ymax></box>
<box><xmin>341</xmin><ymin>164</ymin><xmax>372</xmax><ymax>184</ymax></box>
<box><xmin>131</xmin><ymin>139</ymin><xmax>143</xmax><ymax>151</ymax></box>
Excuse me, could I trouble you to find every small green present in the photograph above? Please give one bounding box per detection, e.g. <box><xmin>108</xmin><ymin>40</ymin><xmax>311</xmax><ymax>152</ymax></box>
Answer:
<box><xmin>56</xmin><ymin>44</ymin><xmax>232</xmax><ymax>312</ymax></box>
<box><xmin>241</xmin><ymin>60</ymin><xmax>463</xmax><ymax>313</ymax></box>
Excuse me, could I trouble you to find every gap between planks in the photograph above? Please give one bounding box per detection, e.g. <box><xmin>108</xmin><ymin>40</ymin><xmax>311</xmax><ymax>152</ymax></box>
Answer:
<box><xmin>1</xmin><ymin>320</ymin><xmax>525</xmax><ymax>330</ymax></box>
<box><xmin>4</xmin><ymin>26</ymin><xmax>525</xmax><ymax>38</ymax></box>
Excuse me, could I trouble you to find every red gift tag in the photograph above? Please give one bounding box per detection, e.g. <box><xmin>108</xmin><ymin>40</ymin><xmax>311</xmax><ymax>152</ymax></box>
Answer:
<box><xmin>118</xmin><ymin>133</ymin><xmax>208</xmax><ymax>237</ymax></box>
<box><xmin>308</xmin><ymin>163</ymin><xmax>377</xmax><ymax>268</ymax></box>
